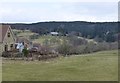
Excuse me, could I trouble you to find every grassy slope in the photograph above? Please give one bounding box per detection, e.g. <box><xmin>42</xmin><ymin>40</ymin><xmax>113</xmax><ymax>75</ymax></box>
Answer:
<box><xmin>33</xmin><ymin>35</ymin><xmax>66</xmax><ymax>45</ymax></box>
<box><xmin>13</xmin><ymin>29</ymin><xmax>36</xmax><ymax>39</ymax></box>
<box><xmin>2</xmin><ymin>50</ymin><xmax>118</xmax><ymax>81</ymax></box>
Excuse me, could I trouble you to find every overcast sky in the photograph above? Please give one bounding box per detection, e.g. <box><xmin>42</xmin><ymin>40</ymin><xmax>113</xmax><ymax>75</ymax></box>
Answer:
<box><xmin>0</xmin><ymin>0</ymin><xmax>119</xmax><ymax>23</ymax></box>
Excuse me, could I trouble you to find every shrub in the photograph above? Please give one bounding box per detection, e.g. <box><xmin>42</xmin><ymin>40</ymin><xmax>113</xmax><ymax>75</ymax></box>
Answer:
<box><xmin>57</xmin><ymin>41</ymin><xmax>72</xmax><ymax>56</ymax></box>
<box><xmin>22</xmin><ymin>48</ymin><xmax>29</xmax><ymax>57</ymax></box>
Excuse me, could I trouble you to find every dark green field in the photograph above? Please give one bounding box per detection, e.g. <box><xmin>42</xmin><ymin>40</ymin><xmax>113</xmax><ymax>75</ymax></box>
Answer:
<box><xmin>2</xmin><ymin>50</ymin><xmax>118</xmax><ymax>81</ymax></box>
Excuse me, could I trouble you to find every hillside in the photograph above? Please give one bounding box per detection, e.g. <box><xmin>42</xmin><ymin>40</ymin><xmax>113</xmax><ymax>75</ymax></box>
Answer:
<box><xmin>3</xmin><ymin>21</ymin><xmax>119</xmax><ymax>42</ymax></box>
<box><xmin>12</xmin><ymin>29</ymin><xmax>97</xmax><ymax>46</ymax></box>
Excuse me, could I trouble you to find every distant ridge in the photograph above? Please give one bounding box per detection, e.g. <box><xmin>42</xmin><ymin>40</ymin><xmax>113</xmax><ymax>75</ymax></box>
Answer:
<box><xmin>2</xmin><ymin>21</ymin><xmax>119</xmax><ymax>42</ymax></box>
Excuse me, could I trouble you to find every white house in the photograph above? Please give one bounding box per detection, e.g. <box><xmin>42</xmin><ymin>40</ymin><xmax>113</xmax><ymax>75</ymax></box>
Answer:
<box><xmin>50</xmin><ymin>32</ymin><xmax>59</xmax><ymax>36</ymax></box>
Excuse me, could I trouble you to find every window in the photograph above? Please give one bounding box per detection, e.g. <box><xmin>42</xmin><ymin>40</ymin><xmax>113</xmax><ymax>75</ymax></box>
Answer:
<box><xmin>5</xmin><ymin>45</ymin><xmax>8</xmax><ymax>51</ymax></box>
<box><xmin>10</xmin><ymin>44</ymin><xmax>13</xmax><ymax>48</ymax></box>
<box><xmin>8</xmin><ymin>33</ymin><xmax>10</xmax><ymax>37</ymax></box>
<box><xmin>10</xmin><ymin>44</ymin><xmax>13</xmax><ymax>50</ymax></box>
<box><xmin>15</xmin><ymin>44</ymin><xmax>17</xmax><ymax>49</ymax></box>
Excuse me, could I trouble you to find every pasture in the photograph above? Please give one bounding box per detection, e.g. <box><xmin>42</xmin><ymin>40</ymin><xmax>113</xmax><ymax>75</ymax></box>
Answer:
<box><xmin>13</xmin><ymin>29</ymin><xmax>36</xmax><ymax>39</ymax></box>
<box><xmin>32</xmin><ymin>35</ymin><xmax>65</xmax><ymax>45</ymax></box>
<box><xmin>2</xmin><ymin>50</ymin><xmax>118</xmax><ymax>81</ymax></box>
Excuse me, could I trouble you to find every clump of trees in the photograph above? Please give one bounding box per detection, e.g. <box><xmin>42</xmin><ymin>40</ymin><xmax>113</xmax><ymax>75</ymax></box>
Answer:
<box><xmin>57</xmin><ymin>40</ymin><xmax>72</xmax><ymax>56</ymax></box>
<box><xmin>56</xmin><ymin>36</ymin><xmax>118</xmax><ymax>56</ymax></box>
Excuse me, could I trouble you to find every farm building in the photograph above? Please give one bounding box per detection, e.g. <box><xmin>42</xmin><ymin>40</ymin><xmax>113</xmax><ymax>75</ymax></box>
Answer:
<box><xmin>0</xmin><ymin>25</ymin><xmax>42</xmax><ymax>56</ymax></box>
<box><xmin>50</xmin><ymin>32</ymin><xmax>59</xmax><ymax>36</ymax></box>
<box><xmin>0</xmin><ymin>25</ymin><xmax>16</xmax><ymax>55</ymax></box>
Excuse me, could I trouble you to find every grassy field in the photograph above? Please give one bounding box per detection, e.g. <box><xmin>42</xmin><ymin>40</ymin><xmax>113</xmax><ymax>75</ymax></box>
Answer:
<box><xmin>33</xmin><ymin>35</ymin><xmax>67</xmax><ymax>46</ymax></box>
<box><xmin>13</xmin><ymin>29</ymin><xmax>36</xmax><ymax>39</ymax></box>
<box><xmin>13</xmin><ymin>29</ymin><xmax>35</xmax><ymax>36</ymax></box>
<box><xmin>2</xmin><ymin>50</ymin><xmax>118</xmax><ymax>81</ymax></box>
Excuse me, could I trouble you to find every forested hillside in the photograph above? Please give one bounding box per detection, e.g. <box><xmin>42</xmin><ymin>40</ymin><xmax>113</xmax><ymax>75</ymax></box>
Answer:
<box><xmin>3</xmin><ymin>21</ymin><xmax>119</xmax><ymax>42</ymax></box>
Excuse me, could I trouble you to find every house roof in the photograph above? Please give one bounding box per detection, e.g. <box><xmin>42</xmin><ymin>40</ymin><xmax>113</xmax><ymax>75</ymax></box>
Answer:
<box><xmin>0</xmin><ymin>25</ymin><xmax>10</xmax><ymax>42</ymax></box>
<box><xmin>50</xmin><ymin>32</ymin><xmax>59</xmax><ymax>35</ymax></box>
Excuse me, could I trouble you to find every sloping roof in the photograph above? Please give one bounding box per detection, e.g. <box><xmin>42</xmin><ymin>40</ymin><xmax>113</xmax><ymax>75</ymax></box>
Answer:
<box><xmin>0</xmin><ymin>25</ymin><xmax>10</xmax><ymax>42</ymax></box>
